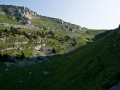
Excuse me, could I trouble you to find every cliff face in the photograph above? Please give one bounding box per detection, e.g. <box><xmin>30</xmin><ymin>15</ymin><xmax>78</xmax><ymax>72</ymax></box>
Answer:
<box><xmin>0</xmin><ymin>5</ymin><xmax>39</xmax><ymax>24</ymax></box>
<box><xmin>0</xmin><ymin>5</ymin><xmax>81</xmax><ymax>30</ymax></box>
<box><xmin>0</xmin><ymin>5</ymin><xmax>39</xmax><ymax>19</ymax></box>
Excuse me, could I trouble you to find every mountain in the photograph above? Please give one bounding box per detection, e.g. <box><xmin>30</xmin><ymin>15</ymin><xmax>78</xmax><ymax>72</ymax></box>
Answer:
<box><xmin>0</xmin><ymin>4</ymin><xmax>107</xmax><ymax>58</ymax></box>
<box><xmin>0</xmin><ymin>4</ymin><xmax>118</xmax><ymax>90</ymax></box>
<box><xmin>0</xmin><ymin>26</ymin><xmax>120</xmax><ymax>90</ymax></box>
<box><xmin>0</xmin><ymin>5</ymin><xmax>81</xmax><ymax>31</ymax></box>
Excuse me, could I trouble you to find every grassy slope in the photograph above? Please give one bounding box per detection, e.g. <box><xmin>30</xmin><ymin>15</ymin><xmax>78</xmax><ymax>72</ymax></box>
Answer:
<box><xmin>0</xmin><ymin>7</ymin><xmax>21</xmax><ymax>25</ymax></box>
<box><xmin>0</xmin><ymin>14</ymin><xmax>22</xmax><ymax>25</ymax></box>
<box><xmin>0</xmin><ymin>29</ymin><xmax>120</xmax><ymax>90</ymax></box>
<box><xmin>0</xmin><ymin>26</ymin><xmax>106</xmax><ymax>56</ymax></box>
<box><xmin>31</xmin><ymin>17</ymin><xmax>80</xmax><ymax>30</ymax></box>
<box><xmin>31</xmin><ymin>18</ymin><xmax>62</xmax><ymax>29</ymax></box>
<box><xmin>0</xmin><ymin>6</ymin><xmax>22</xmax><ymax>25</ymax></box>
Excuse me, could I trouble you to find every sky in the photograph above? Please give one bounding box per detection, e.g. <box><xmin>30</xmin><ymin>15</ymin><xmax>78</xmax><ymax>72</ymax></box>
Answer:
<box><xmin>0</xmin><ymin>0</ymin><xmax>120</xmax><ymax>29</ymax></box>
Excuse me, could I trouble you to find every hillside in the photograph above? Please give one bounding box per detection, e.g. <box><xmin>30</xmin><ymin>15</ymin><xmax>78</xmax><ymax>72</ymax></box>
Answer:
<box><xmin>0</xmin><ymin>5</ymin><xmax>107</xmax><ymax>61</ymax></box>
<box><xmin>0</xmin><ymin>5</ymin><xmax>81</xmax><ymax>31</ymax></box>
<box><xmin>0</xmin><ymin>4</ymin><xmax>118</xmax><ymax>90</ymax></box>
<box><xmin>0</xmin><ymin>25</ymin><xmax>120</xmax><ymax>90</ymax></box>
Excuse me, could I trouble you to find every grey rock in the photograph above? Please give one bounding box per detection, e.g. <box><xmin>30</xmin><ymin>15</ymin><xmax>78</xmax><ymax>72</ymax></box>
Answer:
<box><xmin>108</xmin><ymin>81</ymin><xmax>120</xmax><ymax>90</ymax></box>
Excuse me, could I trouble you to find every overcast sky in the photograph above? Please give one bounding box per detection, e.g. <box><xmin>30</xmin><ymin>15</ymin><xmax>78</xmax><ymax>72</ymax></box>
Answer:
<box><xmin>0</xmin><ymin>0</ymin><xmax>120</xmax><ymax>29</ymax></box>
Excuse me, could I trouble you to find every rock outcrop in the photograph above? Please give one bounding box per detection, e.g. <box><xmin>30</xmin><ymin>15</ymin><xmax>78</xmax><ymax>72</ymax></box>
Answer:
<box><xmin>0</xmin><ymin>23</ymin><xmax>40</xmax><ymax>30</ymax></box>
<box><xmin>0</xmin><ymin>5</ymin><xmax>81</xmax><ymax>30</ymax></box>
<box><xmin>0</xmin><ymin>5</ymin><xmax>39</xmax><ymax>24</ymax></box>
<box><xmin>0</xmin><ymin>5</ymin><xmax>39</xmax><ymax>19</ymax></box>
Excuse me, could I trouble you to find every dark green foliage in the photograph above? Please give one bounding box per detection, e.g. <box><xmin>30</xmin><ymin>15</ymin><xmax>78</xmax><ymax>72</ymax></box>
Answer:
<box><xmin>17</xmin><ymin>30</ymin><xmax>21</xmax><ymax>35</ymax></box>
<box><xmin>71</xmin><ymin>37</ymin><xmax>77</xmax><ymax>46</ymax></box>
<box><xmin>94</xmin><ymin>30</ymin><xmax>112</xmax><ymax>40</ymax></box>
<box><xmin>69</xmin><ymin>28</ymin><xmax>73</xmax><ymax>31</ymax></box>
<box><xmin>10</xmin><ymin>26</ymin><xmax>20</xmax><ymax>36</ymax></box>
<box><xmin>1</xmin><ymin>29</ymin><xmax>120</xmax><ymax>90</ymax></box>
<box><xmin>47</xmin><ymin>31</ymin><xmax>55</xmax><ymax>38</ymax></box>
<box><xmin>0</xmin><ymin>31</ymin><xmax>2</xmax><ymax>36</ymax></box>
<box><xmin>58</xmin><ymin>37</ymin><xmax>64</xmax><ymax>43</ymax></box>
<box><xmin>52</xmin><ymin>48</ymin><xmax>56</xmax><ymax>53</ymax></box>
<box><xmin>0</xmin><ymin>4</ymin><xmax>115</xmax><ymax>90</ymax></box>
<box><xmin>20</xmin><ymin>51</ymin><xmax>25</xmax><ymax>59</ymax></box>
<box><xmin>0</xmin><ymin>52</ymin><xmax>13</xmax><ymax>62</ymax></box>
<box><xmin>0</xmin><ymin>51</ymin><xmax>26</xmax><ymax>62</ymax></box>
<box><xmin>65</xmin><ymin>35</ymin><xmax>71</xmax><ymax>41</ymax></box>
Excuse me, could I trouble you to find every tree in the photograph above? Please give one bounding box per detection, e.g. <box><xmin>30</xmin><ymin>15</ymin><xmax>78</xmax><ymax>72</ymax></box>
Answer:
<box><xmin>41</xmin><ymin>31</ymin><xmax>45</xmax><ymax>37</ymax></box>
<box><xmin>1</xmin><ymin>53</ymin><xmax>13</xmax><ymax>62</ymax></box>
<box><xmin>52</xmin><ymin>48</ymin><xmax>56</xmax><ymax>53</ymax></box>
<box><xmin>18</xmin><ymin>30</ymin><xmax>21</xmax><ymax>35</ymax></box>
<box><xmin>0</xmin><ymin>52</ymin><xmax>2</xmax><ymax>62</ymax></box>
<box><xmin>0</xmin><ymin>31</ymin><xmax>2</xmax><ymax>36</ymax></box>
<box><xmin>48</xmin><ymin>31</ymin><xmax>55</xmax><ymax>38</ymax></box>
<box><xmin>10</xmin><ymin>26</ymin><xmax>16</xmax><ymax>36</ymax></box>
<box><xmin>69</xmin><ymin>28</ymin><xmax>73</xmax><ymax>31</ymax></box>
<box><xmin>71</xmin><ymin>37</ymin><xmax>77</xmax><ymax>46</ymax></box>
<box><xmin>33</xmin><ymin>33</ymin><xmax>38</xmax><ymax>39</ymax></box>
<box><xmin>59</xmin><ymin>38</ymin><xmax>64</xmax><ymax>43</ymax></box>
<box><xmin>65</xmin><ymin>35</ymin><xmax>71</xmax><ymax>41</ymax></box>
<box><xmin>20</xmin><ymin>51</ymin><xmax>25</xmax><ymax>59</ymax></box>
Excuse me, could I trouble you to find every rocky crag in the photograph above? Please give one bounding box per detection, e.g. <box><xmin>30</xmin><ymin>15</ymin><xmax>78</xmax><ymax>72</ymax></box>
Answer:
<box><xmin>0</xmin><ymin>5</ymin><xmax>81</xmax><ymax>31</ymax></box>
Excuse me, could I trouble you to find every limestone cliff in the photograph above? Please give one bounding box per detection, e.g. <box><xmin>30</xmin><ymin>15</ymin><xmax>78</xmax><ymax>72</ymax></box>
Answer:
<box><xmin>0</xmin><ymin>5</ymin><xmax>39</xmax><ymax>24</ymax></box>
<box><xmin>0</xmin><ymin>5</ymin><xmax>81</xmax><ymax>30</ymax></box>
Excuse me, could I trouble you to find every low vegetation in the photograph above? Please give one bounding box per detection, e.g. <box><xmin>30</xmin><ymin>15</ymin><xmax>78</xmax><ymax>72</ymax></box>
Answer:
<box><xmin>0</xmin><ymin>4</ymin><xmax>118</xmax><ymax>90</ymax></box>
<box><xmin>0</xmin><ymin>27</ymin><xmax>120</xmax><ymax>90</ymax></box>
